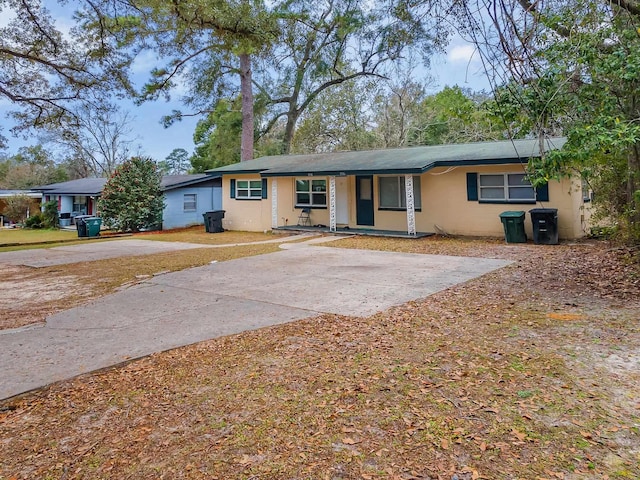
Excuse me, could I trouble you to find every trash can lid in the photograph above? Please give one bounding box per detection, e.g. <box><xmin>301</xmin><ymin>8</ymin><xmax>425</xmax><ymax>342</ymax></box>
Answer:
<box><xmin>529</xmin><ymin>208</ymin><xmax>557</xmax><ymax>214</ymax></box>
<box><xmin>499</xmin><ymin>211</ymin><xmax>526</xmax><ymax>218</ymax></box>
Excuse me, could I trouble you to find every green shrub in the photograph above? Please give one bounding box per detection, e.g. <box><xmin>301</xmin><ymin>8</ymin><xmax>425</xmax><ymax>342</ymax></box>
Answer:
<box><xmin>41</xmin><ymin>200</ymin><xmax>59</xmax><ymax>228</ymax></box>
<box><xmin>24</xmin><ymin>213</ymin><xmax>44</xmax><ymax>229</ymax></box>
<box><xmin>98</xmin><ymin>156</ymin><xmax>164</xmax><ymax>232</ymax></box>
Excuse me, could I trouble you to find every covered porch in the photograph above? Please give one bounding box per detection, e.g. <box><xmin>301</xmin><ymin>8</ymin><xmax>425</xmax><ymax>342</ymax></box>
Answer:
<box><xmin>267</xmin><ymin>174</ymin><xmax>424</xmax><ymax>237</ymax></box>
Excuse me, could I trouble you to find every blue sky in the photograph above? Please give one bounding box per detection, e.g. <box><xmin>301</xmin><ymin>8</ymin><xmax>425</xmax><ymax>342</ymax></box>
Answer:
<box><xmin>0</xmin><ymin>6</ymin><xmax>492</xmax><ymax>162</ymax></box>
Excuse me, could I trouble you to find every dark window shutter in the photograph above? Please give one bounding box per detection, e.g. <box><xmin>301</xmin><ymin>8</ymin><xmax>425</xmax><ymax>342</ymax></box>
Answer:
<box><xmin>262</xmin><ymin>178</ymin><xmax>268</xmax><ymax>199</ymax></box>
<box><xmin>466</xmin><ymin>173</ymin><xmax>478</xmax><ymax>201</ymax></box>
<box><xmin>536</xmin><ymin>183</ymin><xmax>549</xmax><ymax>202</ymax></box>
<box><xmin>230</xmin><ymin>179</ymin><xmax>236</xmax><ymax>199</ymax></box>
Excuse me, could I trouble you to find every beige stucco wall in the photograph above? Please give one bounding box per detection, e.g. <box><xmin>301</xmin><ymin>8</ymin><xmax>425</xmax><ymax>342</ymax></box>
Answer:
<box><xmin>220</xmin><ymin>175</ymin><xmax>270</xmax><ymax>231</ymax></box>
<box><xmin>222</xmin><ymin>167</ymin><xmax>590</xmax><ymax>239</ymax></box>
<box><xmin>417</xmin><ymin>166</ymin><xmax>589</xmax><ymax>239</ymax></box>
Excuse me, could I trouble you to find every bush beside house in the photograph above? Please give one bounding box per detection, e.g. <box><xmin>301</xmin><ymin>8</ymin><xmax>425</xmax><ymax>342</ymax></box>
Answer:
<box><xmin>99</xmin><ymin>157</ymin><xmax>165</xmax><ymax>232</ymax></box>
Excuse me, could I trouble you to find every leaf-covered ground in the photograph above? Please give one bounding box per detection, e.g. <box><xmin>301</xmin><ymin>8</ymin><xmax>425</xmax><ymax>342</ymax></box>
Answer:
<box><xmin>1</xmin><ymin>236</ymin><xmax>638</xmax><ymax>479</ymax></box>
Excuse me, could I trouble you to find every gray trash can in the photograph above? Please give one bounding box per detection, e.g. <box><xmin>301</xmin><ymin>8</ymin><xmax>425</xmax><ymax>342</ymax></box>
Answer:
<box><xmin>59</xmin><ymin>212</ymin><xmax>71</xmax><ymax>227</ymax></box>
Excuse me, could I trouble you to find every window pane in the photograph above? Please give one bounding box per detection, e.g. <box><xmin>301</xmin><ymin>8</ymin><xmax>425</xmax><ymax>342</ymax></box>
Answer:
<box><xmin>250</xmin><ymin>190</ymin><xmax>262</xmax><ymax>197</ymax></box>
<box><xmin>312</xmin><ymin>180</ymin><xmax>326</xmax><ymax>192</ymax></box>
<box><xmin>360</xmin><ymin>177</ymin><xmax>372</xmax><ymax>200</ymax></box>
<box><xmin>480</xmin><ymin>175</ymin><xmax>504</xmax><ymax>187</ymax></box>
<box><xmin>183</xmin><ymin>194</ymin><xmax>197</xmax><ymax>211</ymax></box>
<box><xmin>508</xmin><ymin>186</ymin><xmax>535</xmax><ymax>199</ymax></box>
<box><xmin>296</xmin><ymin>193</ymin><xmax>310</xmax><ymax>204</ymax></box>
<box><xmin>379</xmin><ymin>177</ymin><xmax>399</xmax><ymax>208</ymax></box>
<box><xmin>508</xmin><ymin>173</ymin><xmax>529</xmax><ymax>186</ymax></box>
<box><xmin>237</xmin><ymin>189</ymin><xmax>249</xmax><ymax>198</ymax></box>
<box><xmin>481</xmin><ymin>187</ymin><xmax>505</xmax><ymax>199</ymax></box>
<box><xmin>250</xmin><ymin>180</ymin><xmax>262</xmax><ymax>189</ymax></box>
<box><xmin>237</xmin><ymin>180</ymin><xmax>249</xmax><ymax>188</ymax></box>
<box><xmin>413</xmin><ymin>177</ymin><xmax>422</xmax><ymax>209</ymax></box>
<box><xmin>296</xmin><ymin>179</ymin><xmax>310</xmax><ymax>192</ymax></box>
<box><xmin>312</xmin><ymin>193</ymin><xmax>326</xmax><ymax>205</ymax></box>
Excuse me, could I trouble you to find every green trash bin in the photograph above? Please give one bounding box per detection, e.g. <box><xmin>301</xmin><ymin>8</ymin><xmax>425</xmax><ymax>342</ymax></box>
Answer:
<box><xmin>85</xmin><ymin>217</ymin><xmax>102</xmax><ymax>237</ymax></box>
<box><xmin>499</xmin><ymin>211</ymin><xmax>527</xmax><ymax>243</ymax></box>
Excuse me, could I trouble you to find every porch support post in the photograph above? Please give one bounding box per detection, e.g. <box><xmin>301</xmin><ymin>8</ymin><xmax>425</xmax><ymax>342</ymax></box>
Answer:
<box><xmin>405</xmin><ymin>174</ymin><xmax>416</xmax><ymax>236</ymax></box>
<box><xmin>329</xmin><ymin>176</ymin><xmax>337</xmax><ymax>232</ymax></box>
<box><xmin>271</xmin><ymin>178</ymin><xmax>278</xmax><ymax>229</ymax></box>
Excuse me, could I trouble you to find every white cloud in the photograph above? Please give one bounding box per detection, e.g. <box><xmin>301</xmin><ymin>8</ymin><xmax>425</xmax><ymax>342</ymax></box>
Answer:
<box><xmin>447</xmin><ymin>44</ymin><xmax>478</xmax><ymax>64</ymax></box>
<box><xmin>130</xmin><ymin>50</ymin><xmax>160</xmax><ymax>75</ymax></box>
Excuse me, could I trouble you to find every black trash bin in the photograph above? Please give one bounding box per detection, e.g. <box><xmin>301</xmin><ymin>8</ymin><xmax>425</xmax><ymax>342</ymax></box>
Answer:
<box><xmin>499</xmin><ymin>211</ymin><xmax>527</xmax><ymax>243</ymax></box>
<box><xmin>203</xmin><ymin>210</ymin><xmax>225</xmax><ymax>233</ymax></box>
<box><xmin>75</xmin><ymin>215</ymin><xmax>92</xmax><ymax>237</ymax></box>
<box><xmin>529</xmin><ymin>208</ymin><xmax>559</xmax><ymax>245</ymax></box>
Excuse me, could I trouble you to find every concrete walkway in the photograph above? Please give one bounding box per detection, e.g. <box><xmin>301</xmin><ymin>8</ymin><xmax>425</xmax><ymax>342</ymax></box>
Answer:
<box><xmin>0</xmin><ymin>239</ymin><xmax>511</xmax><ymax>399</ymax></box>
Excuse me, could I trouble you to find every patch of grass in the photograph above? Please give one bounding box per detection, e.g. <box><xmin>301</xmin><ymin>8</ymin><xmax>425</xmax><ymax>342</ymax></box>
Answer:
<box><xmin>517</xmin><ymin>389</ymin><xmax>534</xmax><ymax>398</ymax></box>
<box><xmin>0</xmin><ymin>228</ymin><xmax>78</xmax><ymax>246</ymax></box>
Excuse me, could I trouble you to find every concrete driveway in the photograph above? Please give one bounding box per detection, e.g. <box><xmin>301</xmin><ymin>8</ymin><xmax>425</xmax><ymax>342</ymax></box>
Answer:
<box><xmin>0</xmin><ymin>236</ymin><xmax>309</xmax><ymax>268</ymax></box>
<box><xmin>0</xmin><ymin>240</ymin><xmax>511</xmax><ymax>399</ymax></box>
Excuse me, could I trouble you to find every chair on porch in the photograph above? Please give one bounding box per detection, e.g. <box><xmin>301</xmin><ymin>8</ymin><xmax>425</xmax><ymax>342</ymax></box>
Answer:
<box><xmin>297</xmin><ymin>207</ymin><xmax>311</xmax><ymax>226</ymax></box>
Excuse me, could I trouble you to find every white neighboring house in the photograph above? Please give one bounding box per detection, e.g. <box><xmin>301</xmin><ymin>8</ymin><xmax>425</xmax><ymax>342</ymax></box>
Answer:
<box><xmin>32</xmin><ymin>175</ymin><xmax>223</xmax><ymax>230</ymax></box>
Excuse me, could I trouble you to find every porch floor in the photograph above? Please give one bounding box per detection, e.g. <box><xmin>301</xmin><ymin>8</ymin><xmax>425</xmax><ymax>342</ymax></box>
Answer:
<box><xmin>274</xmin><ymin>225</ymin><xmax>434</xmax><ymax>239</ymax></box>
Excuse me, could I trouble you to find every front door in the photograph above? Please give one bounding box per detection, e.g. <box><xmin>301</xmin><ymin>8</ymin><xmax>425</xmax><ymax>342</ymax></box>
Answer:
<box><xmin>356</xmin><ymin>175</ymin><xmax>374</xmax><ymax>226</ymax></box>
<box><xmin>335</xmin><ymin>177</ymin><xmax>349</xmax><ymax>225</ymax></box>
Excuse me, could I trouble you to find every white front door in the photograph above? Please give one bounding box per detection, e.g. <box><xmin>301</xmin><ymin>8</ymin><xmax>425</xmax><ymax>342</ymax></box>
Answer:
<box><xmin>335</xmin><ymin>177</ymin><xmax>349</xmax><ymax>225</ymax></box>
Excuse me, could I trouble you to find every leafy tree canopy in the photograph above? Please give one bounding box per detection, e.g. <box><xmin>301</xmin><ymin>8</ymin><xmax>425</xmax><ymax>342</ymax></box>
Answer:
<box><xmin>0</xmin><ymin>145</ymin><xmax>68</xmax><ymax>189</ymax></box>
<box><xmin>446</xmin><ymin>0</ymin><xmax>640</xmax><ymax>242</ymax></box>
<box><xmin>159</xmin><ymin>148</ymin><xmax>191</xmax><ymax>175</ymax></box>
<box><xmin>0</xmin><ymin>0</ymin><xmax>131</xmax><ymax>132</ymax></box>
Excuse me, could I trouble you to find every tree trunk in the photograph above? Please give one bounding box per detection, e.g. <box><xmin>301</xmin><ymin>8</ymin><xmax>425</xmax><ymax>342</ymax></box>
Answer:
<box><xmin>239</xmin><ymin>53</ymin><xmax>254</xmax><ymax>162</ymax></box>
<box><xmin>282</xmin><ymin>111</ymin><xmax>299</xmax><ymax>155</ymax></box>
<box><xmin>628</xmin><ymin>144</ymin><xmax>640</xmax><ymax>228</ymax></box>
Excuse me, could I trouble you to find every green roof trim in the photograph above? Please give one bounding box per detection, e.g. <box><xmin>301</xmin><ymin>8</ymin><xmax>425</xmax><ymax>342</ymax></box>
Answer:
<box><xmin>205</xmin><ymin>138</ymin><xmax>567</xmax><ymax>177</ymax></box>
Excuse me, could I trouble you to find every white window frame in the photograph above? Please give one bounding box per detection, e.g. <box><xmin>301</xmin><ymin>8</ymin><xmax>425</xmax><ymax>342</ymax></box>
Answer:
<box><xmin>73</xmin><ymin>195</ymin><xmax>87</xmax><ymax>215</ymax></box>
<box><xmin>478</xmin><ymin>173</ymin><xmax>535</xmax><ymax>202</ymax></box>
<box><xmin>378</xmin><ymin>175</ymin><xmax>422</xmax><ymax>210</ymax></box>
<box><xmin>236</xmin><ymin>179</ymin><xmax>263</xmax><ymax>199</ymax></box>
<box><xmin>295</xmin><ymin>178</ymin><xmax>327</xmax><ymax>207</ymax></box>
<box><xmin>183</xmin><ymin>193</ymin><xmax>197</xmax><ymax>212</ymax></box>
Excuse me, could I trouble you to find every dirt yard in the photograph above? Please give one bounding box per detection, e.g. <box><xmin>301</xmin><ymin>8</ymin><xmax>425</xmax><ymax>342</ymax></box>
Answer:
<box><xmin>0</xmin><ymin>236</ymin><xmax>638</xmax><ymax>479</ymax></box>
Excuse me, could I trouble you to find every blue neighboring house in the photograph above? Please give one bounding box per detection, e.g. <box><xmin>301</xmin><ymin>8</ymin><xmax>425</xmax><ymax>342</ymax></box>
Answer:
<box><xmin>32</xmin><ymin>174</ymin><xmax>222</xmax><ymax>230</ymax></box>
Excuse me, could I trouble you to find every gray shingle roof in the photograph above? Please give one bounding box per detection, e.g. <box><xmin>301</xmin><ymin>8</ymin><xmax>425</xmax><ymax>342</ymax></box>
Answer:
<box><xmin>206</xmin><ymin>137</ymin><xmax>567</xmax><ymax>177</ymax></box>
<box><xmin>31</xmin><ymin>178</ymin><xmax>107</xmax><ymax>195</ymax></box>
<box><xmin>161</xmin><ymin>174</ymin><xmax>221</xmax><ymax>190</ymax></box>
<box><xmin>32</xmin><ymin>175</ymin><xmax>220</xmax><ymax>195</ymax></box>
